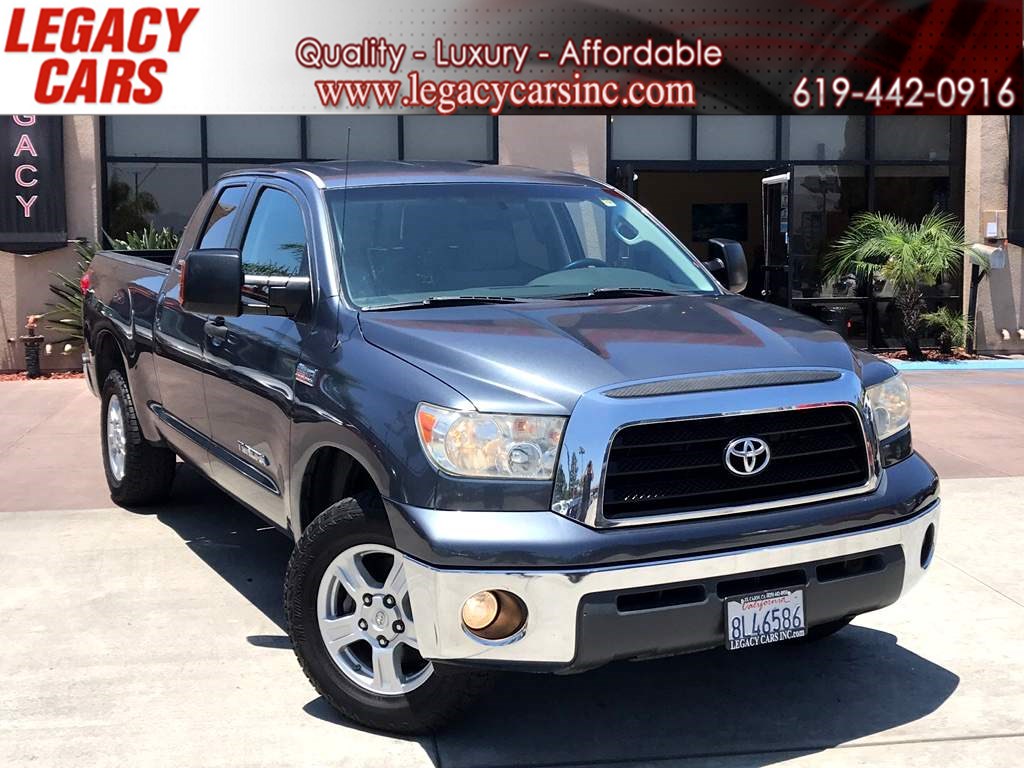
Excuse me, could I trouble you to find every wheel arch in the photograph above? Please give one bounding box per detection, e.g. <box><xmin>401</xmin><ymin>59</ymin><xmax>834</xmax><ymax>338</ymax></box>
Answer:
<box><xmin>295</xmin><ymin>443</ymin><xmax>389</xmax><ymax>538</ymax></box>
<box><xmin>93</xmin><ymin>328</ymin><xmax>128</xmax><ymax>390</ymax></box>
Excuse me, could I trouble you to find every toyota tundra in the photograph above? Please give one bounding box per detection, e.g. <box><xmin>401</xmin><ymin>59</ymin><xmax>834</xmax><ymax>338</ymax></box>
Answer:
<box><xmin>82</xmin><ymin>162</ymin><xmax>939</xmax><ymax>733</ymax></box>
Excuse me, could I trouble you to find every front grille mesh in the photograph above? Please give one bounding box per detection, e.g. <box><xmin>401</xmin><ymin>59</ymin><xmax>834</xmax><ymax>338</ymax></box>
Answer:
<box><xmin>602</xmin><ymin>406</ymin><xmax>870</xmax><ymax>520</ymax></box>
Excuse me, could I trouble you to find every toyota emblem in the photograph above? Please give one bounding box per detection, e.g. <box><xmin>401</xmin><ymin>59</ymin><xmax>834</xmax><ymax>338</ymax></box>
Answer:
<box><xmin>724</xmin><ymin>437</ymin><xmax>771</xmax><ymax>476</ymax></box>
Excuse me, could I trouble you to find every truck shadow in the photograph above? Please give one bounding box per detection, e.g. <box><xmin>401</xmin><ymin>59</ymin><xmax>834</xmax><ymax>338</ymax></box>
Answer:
<box><xmin>426</xmin><ymin>631</ymin><xmax>959</xmax><ymax>766</ymax></box>
<box><xmin>150</xmin><ymin>463</ymin><xmax>959</xmax><ymax>766</ymax></box>
<box><xmin>148</xmin><ymin>463</ymin><xmax>294</xmax><ymax>630</ymax></box>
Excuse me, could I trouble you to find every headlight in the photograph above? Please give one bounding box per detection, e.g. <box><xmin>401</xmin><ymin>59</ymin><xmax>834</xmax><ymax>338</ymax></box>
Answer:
<box><xmin>415</xmin><ymin>404</ymin><xmax>565</xmax><ymax>479</ymax></box>
<box><xmin>865</xmin><ymin>374</ymin><xmax>911</xmax><ymax>441</ymax></box>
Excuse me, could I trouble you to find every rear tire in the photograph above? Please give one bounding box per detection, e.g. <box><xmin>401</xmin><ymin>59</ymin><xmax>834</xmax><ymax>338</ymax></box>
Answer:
<box><xmin>101</xmin><ymin>370</ymin><xmax>176</xmax><ymax>506</ymax></box>
<box><xmin>285</xmin><ymin>493</ymin><xmax>488</xmax><ymax>734</ymax></box>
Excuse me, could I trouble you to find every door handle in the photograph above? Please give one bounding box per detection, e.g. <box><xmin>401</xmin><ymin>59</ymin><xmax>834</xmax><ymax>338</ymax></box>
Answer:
<box><xmin>204</xmin><ymin>320</ymin><xmax>229</xmax><ymax>340</ymax></box>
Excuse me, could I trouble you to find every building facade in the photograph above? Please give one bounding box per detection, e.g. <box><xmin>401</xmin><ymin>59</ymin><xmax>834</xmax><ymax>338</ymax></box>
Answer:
<box><xmin>1</xmin><ymin>114</ymin><xmax>1019</xmax><ymax>371</ymax></box>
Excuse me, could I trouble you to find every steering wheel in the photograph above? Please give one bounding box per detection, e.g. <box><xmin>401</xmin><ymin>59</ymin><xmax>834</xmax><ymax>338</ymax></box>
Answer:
<box><xmin>558</xmin><ymin>257</ymin><xmax>606</xmax><ymax>271</ymax></box>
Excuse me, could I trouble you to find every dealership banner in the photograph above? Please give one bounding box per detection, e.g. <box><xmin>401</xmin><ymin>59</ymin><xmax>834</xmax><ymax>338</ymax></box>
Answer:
<box><xmin>0</xmin><ymin>0</ymin><xmax>1020</xmax><ymax>115</ymax></box>
<box><xmin>0</xmin><ymin>115</ymin><xmax>66</xmax><ymax>254</ymax></box>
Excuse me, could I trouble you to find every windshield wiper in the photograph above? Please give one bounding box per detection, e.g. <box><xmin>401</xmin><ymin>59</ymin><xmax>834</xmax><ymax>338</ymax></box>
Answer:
<box><xmin>551</xmin><ymin>287</ymin><xmax>687</xmax><ymax>300</ymax></box>
<box><xmin>363</xmin><ymin>295</ymin><xmax>526</xmax><ymax>311</ymax></box>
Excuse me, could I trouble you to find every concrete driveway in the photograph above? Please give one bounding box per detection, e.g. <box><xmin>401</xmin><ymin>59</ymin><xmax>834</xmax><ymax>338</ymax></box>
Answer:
<box><xmin>1</xmin><ymin>373</ymin><xmax>1022</xmax><ymax>767</ymax></box>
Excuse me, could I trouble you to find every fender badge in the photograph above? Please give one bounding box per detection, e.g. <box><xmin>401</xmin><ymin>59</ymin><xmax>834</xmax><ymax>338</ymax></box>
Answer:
<box><xmin>237</xmin><ymin>441</ymin><xmax>271</xmax><ymax>467</ymax></box>
<box><xmin>295</xmin><ymin>362</ymin><xmax>318</xmax><ymax>387</ymax></box>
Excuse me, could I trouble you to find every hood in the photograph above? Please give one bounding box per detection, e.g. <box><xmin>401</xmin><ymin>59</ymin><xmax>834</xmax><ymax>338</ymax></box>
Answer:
<box><xmin>358</xmin><ymin>295</ymin><xmax>859</xmax><ymax>414</ymax></box>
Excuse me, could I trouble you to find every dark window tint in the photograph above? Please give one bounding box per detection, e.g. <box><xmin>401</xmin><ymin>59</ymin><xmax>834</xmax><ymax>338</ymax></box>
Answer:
<box><xmin>106</xmin><ymin>162</ymin><xmax>203</xmax><ymax>238</ymax></box>
<box><xmin>874</xmin><ymin>166</ymin><xmax>951</xmax><ymax>223</ymax></box>
<box><xmin>241</xmin><ymin>188</ymin><xmax>308</xmax><ymax>277</ymax></box>
<box><xmin>198</xmin><ymin>186</ymin><xmax>247</xmax><ymax>249</ymax></box>
<box><xmin>206</xmin><ymin>116</ymin><xmax>302</xmax><ymax>158</ymax></box>
<box><xmin>789</xmin><ymin>165</ymin><xmax>867</xmax><ymax>299</ymax></box>
<box><xmin>105</xmin><ymin>116</ymin><xmax>201</xmax><ymax>157</ymax></box>
<box><xmin>875</xmin><ymin>116</ymin><xmax>950</xmax><ymax>161</ymax></box>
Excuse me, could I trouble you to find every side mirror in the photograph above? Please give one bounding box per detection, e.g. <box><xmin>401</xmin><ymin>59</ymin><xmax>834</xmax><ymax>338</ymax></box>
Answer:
<box><xmin>704</xmin><ymin>238</ymin><xmax>748</xmax><ymax>293</ymax></box>
<box><xmin>181</xmin><ymin>249</ymin><xmax>242</xmax><ymax>317</ymax></box>
<box><xmin>242</xmin><ymin>275</ymin><xmax>311</xmax><ymax>318</ymax></box>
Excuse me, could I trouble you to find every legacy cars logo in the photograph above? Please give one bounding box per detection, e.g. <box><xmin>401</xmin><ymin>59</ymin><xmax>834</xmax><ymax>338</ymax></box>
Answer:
<box><xmin>724</xmin><ymin>437</ymin><xmax>770</xmax><ymax>477</ymax></box>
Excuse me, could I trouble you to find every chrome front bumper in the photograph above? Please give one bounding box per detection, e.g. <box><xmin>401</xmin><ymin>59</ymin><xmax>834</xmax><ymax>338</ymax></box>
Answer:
<box><xmin>404</xmin><ymin>501</ymin><xmax>939</xmax><ymax>665</ymax></box>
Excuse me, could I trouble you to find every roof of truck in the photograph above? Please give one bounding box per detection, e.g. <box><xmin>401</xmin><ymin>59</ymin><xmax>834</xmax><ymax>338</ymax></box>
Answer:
<box><xmin>218</xmin><ymin>160</ymin><xmax>604</xmax><ymax>190</ymax></box>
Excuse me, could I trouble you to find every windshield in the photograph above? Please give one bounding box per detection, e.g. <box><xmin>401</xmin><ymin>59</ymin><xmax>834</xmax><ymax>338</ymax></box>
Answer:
<box><xmin>327</xmin><ymin>182</ymin><xmax>719</xmax><ymax>309</ymax></box>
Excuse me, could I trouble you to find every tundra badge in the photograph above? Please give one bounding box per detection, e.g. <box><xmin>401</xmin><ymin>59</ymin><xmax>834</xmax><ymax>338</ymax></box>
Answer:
<box><xmin>237</xmin><ymin>441</ymin><xmax>271</xmax><ymax>467</ymax></box>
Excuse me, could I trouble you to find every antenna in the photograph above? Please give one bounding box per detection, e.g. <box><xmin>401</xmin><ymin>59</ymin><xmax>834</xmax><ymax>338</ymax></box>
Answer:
<box><xmin>332</xmin><ymin>126</ymin><xmax>353</xmax><ymax>351</ymax></box>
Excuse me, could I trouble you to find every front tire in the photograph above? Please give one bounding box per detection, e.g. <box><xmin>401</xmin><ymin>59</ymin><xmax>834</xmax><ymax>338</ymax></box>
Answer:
<box><xmin>285</xmin><ymin>493</ymin><xmax>487</xmax><ymax>734</ymax></box>
<box><xmin>101</xmin><ymin>370</ymin><xmax>176</xmax><ymax>506</ymax></box>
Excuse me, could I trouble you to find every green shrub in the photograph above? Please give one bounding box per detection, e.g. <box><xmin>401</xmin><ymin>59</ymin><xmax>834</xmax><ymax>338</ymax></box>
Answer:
<box><xmin>921</xmin><ymin>306</ymin><xmax>971</xmax><ymax>354</ymax></box>
<box><xmin>107</xmin><ymin>226</ymin><xmax>181</xmax><ymax>250</ymax></box>
<box><xmin>825</xmin><ymin>210</ymin><xmax>965</xmax><ymax>359</ymax></box>
<box><xmin>44</xmin><ymin>228</ymin><xmax>182</xmax><ymax>345</ymax></box>
<box><xmin>44</xmin><ymin>240</ymin><xmax>97</xmax><ymax>344</ymax></box>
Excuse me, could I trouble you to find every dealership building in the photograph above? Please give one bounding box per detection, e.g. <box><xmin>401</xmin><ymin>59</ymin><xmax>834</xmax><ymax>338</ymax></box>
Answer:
<box><xmin>1</xmin><ymin>114</ymin><xmax>1019</xmax><ymax>371</ymax></box>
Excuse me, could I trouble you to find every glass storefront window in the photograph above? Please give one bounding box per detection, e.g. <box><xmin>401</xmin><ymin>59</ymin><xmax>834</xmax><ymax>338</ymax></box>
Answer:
<box><xmin>610</xmin><ymin>116</ymin><xmax>691</xmax><ymax>160</ymax></box>
<box><xmin>207</xmin><ymin>116</ymin><xmax>302</xmax><ymax>159</ymax></box>
<box><xmin>874</xmin><ymin>165</ymin><xmax>951</xmax><ymax>223</ymax></box>
<box><xmin>103</xmin><ymin>116</ymin><xmax>498</xmax><ymax>238</ymax></box>
<box><xmin>206</xmin><ymin>163</ymin><xmax>263</xmax><ymax>183</ymax></box>
<box><xmin>783</xmin><ymin>116</ymin><xmax>866</xmax><ymax>161</ymax></box>
<box><xmin>792</xmin><ymin>299</ymin><xmax>869</xmax><ymax>348</ymax></box>
<box><xmin>105</xmin><ymin>116</ymin><xmax>201</xmax><ymax>157</ymax></box>
<box><xmin>106</xmin><ymin>162</ymin><xmax>203</xmax><ymax>237</ymax></box>
<box><xmin>789</xmin><ymin>165</ymin><xmax>867</xmax><ymax>299</ymax></box>
<box><xmin>307</xmin><ymin>116</ymin><xmax>400</xmax><ymax>160</ymax></box>
<box><xmin>608</xmin><ymin>114</ymin><xmax>960</xmax><ymax>350</ymax></box>
<box><xmin>696</xmin><ymin>116</ymin><xmax>775</xmax><ymax>160</ymax></box>
<box><xmin>872</xmin><ymin>298</ymin><xmax>959</xmax><ymax>349</ymax></box>
<box><xmin>403</xmin><ymin>116</ymin><xmax>494</xmax><ymax>161</ymax></box>
<box><xmin>875</xmin><ymin>116</ymin><xmax>951</xmax><ymax>161</ymax></box>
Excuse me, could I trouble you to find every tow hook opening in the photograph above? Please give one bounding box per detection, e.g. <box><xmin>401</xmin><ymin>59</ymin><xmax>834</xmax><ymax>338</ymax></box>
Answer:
<box><xmin>920</xmin><ymin>523</ymin><xmax>936</xmax><ymax>569</ymax></box>
<box><xmin>461</xmin><ymin>589</ymin><xmax>527</xmax><ymax>642</ymax></box>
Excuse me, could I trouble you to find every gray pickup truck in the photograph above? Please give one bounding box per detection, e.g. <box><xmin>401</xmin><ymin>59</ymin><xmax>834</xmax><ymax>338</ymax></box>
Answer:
<box><xmin>83</xmin><ymin>161</ymin><xmax>939</xmax><ymax>733</ymax></box>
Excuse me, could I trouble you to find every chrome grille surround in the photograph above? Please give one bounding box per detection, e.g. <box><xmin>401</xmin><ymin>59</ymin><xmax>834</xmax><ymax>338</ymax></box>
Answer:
<box><xmin>550</xmin><ymin>368</ymin><xmax>881</xmax><ymax>529</ymax></box>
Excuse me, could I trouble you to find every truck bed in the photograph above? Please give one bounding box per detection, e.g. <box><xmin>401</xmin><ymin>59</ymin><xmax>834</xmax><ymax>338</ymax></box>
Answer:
<box><xmin>94</xmin><ymin>248</ymin><xmax>176</xmax><ymax>271</ymax></box>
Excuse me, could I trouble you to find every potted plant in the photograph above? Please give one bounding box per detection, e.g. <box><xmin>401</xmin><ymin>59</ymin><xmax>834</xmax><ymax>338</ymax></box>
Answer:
<box><xmin>824</xmin><ymin>210</ymin><xmax>966</xmax><ymax>359</ymax></box>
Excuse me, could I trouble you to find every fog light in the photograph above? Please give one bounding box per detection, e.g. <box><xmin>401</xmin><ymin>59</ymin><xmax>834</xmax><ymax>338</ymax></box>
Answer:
<box><xmin>461</xmin><ymin>590</ymin><xmax>499</xmax><ymax>631</ymax></box>
<box><xmin>461</xmin><ymin>589</ymin><xmax>527</xmax><ymax>641</ymax></box>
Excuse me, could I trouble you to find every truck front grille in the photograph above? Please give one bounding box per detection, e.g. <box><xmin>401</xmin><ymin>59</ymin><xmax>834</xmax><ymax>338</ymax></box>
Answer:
<box><xmin>602</xmin><ymin>406</ymin><xmax>870</xmax><ymax>520</ymax></box>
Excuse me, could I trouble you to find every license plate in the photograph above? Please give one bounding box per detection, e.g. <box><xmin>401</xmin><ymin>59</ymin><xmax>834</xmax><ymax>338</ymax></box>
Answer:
<box><xmin>725</xmin><ymin>588</ymin><xmax>806</xmax><ymax>650</ymax></box>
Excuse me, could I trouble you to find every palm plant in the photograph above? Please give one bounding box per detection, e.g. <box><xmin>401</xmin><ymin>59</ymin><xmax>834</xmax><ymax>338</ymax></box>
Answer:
<box><xmin>44</xmin><ymin>239</ymin><xmax>97</xmax><ymax>344</ymax></box>
<box><xmin>921</xmin><ymin>306</ymin><xmax>971</xmax><ymax>354</ymax></box>
<box><xmin>824</xmin><ymin>210</ymin><xmax>965</xmax><ymax>358</ymax></box>
<box><xmin>44</xmin><ymin>228</ymin><xmax>182</xmax><ymax>345</ymax></box>
<box><xmin>108</xmin><ymin>226</ymin><xmax>180</xmax><ymax>250</ymax></box>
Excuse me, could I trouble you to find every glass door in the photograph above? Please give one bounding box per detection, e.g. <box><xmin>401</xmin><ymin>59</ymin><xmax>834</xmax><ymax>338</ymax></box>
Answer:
<box><xmin>761</xmin><ymin>168</ymin><xmax>791</xmax><ymax>307</ymax></box>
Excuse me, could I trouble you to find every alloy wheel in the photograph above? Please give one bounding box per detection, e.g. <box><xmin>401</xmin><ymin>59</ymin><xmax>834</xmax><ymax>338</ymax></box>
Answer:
<box><xmin>316</xmin><ymin>543</ymin><xmax>433</xmax><ymax>695</ymax></box>
<box><xmin>106</xmin><ymin>395</ymin><xmax>127</xmax><ymax>482</ymax></box>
